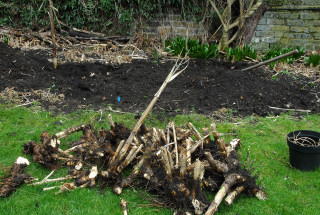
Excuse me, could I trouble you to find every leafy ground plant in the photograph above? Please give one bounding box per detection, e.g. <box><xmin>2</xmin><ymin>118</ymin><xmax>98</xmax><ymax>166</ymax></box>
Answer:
<box><xmin>1</xmin><ymin>103</ymin><xmax>320</xmax><ymax>214</ymax></box>
<box><xmin>262</xmin><ymin>47</ymin><xmax>305</xmax><ymax>69</ymax></box>
<box><xmin>164</xmin><ymin>37</ymin><xmax>219</xmax><ymax>59</ymax></box>
<box><xmin>226</xmin><ymin>45</ymin><xmax>258</xmax><ymax>61</ymax></box>
<box><xmin>305</xmin><ymin>53</ymin><xmax>320</xmax><ymax>67</ymax></box>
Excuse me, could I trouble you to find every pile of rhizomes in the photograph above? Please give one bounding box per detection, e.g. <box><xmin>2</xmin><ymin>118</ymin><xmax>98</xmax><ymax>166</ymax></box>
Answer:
<box><xmin>1</xmin><ymin>116</ymin><xmax>267</xmax><ymax>214</ymax></box>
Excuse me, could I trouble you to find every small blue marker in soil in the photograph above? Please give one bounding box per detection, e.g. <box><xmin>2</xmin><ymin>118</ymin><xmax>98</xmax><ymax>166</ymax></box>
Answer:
<box><xmin>117</xmin><ymin>96</ymin><xmax>121</xmax><ymax>103</ymax></box>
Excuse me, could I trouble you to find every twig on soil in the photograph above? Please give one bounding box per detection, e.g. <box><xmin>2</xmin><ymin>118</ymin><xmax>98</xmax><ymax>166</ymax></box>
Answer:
<box><xmin>108</xmin><ymin>107</ymin><xmax>131</xmax><ymax>114</ymax></box>
<box><xmin>242</xmin><ymin>49</ymin><xmax>299</xmax><ymax>71</ymax></box>
<box><xmin>12</xmin><ymin>101</ymin><xmax>36</xmax><ymax>108</ymax></box>
<box><xmin>268</xmin><ymin>106</ymin><xmax>311</xmax><ymax>113</ymax></box>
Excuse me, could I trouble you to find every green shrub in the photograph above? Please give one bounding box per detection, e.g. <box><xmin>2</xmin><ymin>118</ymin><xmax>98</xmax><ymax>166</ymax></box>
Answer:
<box><xmin>226</xmin><ymin>45</ymin><xmax>257</xmax><ymax>61</ymax></box>
<box><xmin>0</xmin><ymin>0</ymin><xmax>208</xmax><ymax>35</ymax></box>
<box><xmin>262</xmin><ymin>47</ymin><xmax>305</xmax><ymax>68</ymax></box>
<box><xmin>305</xmin><ymin>53</ymin><xmax>320</xmax><ymax>67</ymax></box>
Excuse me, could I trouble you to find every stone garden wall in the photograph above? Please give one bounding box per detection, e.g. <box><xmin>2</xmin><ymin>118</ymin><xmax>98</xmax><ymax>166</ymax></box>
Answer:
<box><xmin>251</xmin><ymin>0</ymin><xmax>320</xmax><ymax>50</ymax></box>
<box><xmin>142</xmin><ymin>14</ymin><xmax>209</xmax><ymax>40</ymax></box>
<box><xmin>142</xmin><ymin>0</ymin><xmax>320</xmax><ymax>50</ymax></box>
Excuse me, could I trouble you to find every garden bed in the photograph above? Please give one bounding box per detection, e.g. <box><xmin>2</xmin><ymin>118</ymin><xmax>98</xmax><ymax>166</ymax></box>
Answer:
<box><xmin>0</xmin><ymin>42</ymin><xmax>319</xmax><ymax>118</ymax></box>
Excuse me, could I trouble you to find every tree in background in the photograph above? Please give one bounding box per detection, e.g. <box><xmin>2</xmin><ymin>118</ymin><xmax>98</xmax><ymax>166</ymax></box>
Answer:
<box><xmin>208</xmin><ymin>0</ymin><xmax>263</xmax><ymax>50</ymax></box>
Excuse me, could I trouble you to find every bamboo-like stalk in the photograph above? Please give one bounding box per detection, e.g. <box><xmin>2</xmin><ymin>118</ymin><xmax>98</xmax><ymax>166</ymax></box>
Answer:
<box><xmin>211</xmin><ymin>123</ymin><xmax>227</xmax><ymax>156</ymax></box>
<box><xmin>192</xmin><ymin>159</ymin><xmax>204</xmax><ymax>198</ymax></box>
<box><xmin>117</xmin><ymin>144</ymin><xmax>143</xmax><ymax>173</ymax></box>
<box><xmin>179</xmin><ymin>148</ymin><xmax>187</xmax><ymax>177</ymax></box>
<box><xmin>121</xmin><ymin>59</ymin><xmax>189</xmax><ymax>160</ymax></box>
<box><xmin>186</xmin><ymin>138</ymin><xmax>192</xmax><ymax>166</ymax></box>
<box><xmin>133</xmin><ymin>136</ymin><xmax>140</xmax><ymax>146</ymax></box>
<box><xmin>167</xmin><ymin>147</ymin><xmax>174</xmax><ymax>170</ymax></box>
<box><xmin>161</xmin><ymin>147</ymin><xmax>172</xmax><ymax>181</ymax></box>
<box><xmin>210</xmin><ymin>123</ymin><xmax>219</xmax><ymax>141</ymax></box>
<box><xmin>152</xmin><ymin>128</ymin><xmax>161</xmax><ymax>145</ymax></box>
<box><xmin>159</xmin><ymin>129</ymin><xmax>167</xmax><ymax>144</ymax></box>
<box><xmin>48</xmin><ymin>0</ymin><xmax>57</xmax><ymax>68</ymax></box>
<box><xmin>188</xmin><ymin>122</ymin><xmax>202</xmax><ymax>141</ymax></box>
<box><xmin>171</xmin><ymin>122</ymin><xmax>179</xmax><ymax>167</ymax></box>
<box><xmin>166</xmin><ymin>123</ymin><xmax>171</xmax><ymax>146</ymax></box>
<box><xmin>109</xmin><ymin>140</ymin><xmax>125</xmax><ymax>164</ymax></box>
<box><xmin>190</xmin><ymin>134</ymin><xmax>210</xmax><ymax>154</ymax></box>
<box><xmin>108</xmin><ymin>114</ymin><xmax>115</xmax><ymax>128</ymax></box>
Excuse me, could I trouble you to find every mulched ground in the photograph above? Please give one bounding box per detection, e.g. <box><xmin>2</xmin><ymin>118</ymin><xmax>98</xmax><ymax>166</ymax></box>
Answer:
<box><xmin>0</xmin><ymin>42</ymin><xmax>319</xmax><ymax>118</ymax></box>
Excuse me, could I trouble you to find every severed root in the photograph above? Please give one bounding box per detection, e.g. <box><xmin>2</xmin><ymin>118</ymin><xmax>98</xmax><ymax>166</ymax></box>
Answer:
<box><xmin>113</xmin><ymin>158</ymin><xmax>145</xmax><ymax>195</ymax></box>
<box><xmin>254</xmin><ymin>189</ymin><xmax>268</xmax><ymax>201</ymax></box>
<box><xmin>120</xmin><ymin>198</ymin><xmax>129</xmax><ymax>215</ymax></box>
<box><xmin>0</xmin><ymin>157</ymin><xmax>31</xmax><ymax>197</ymax></box>
<box><xmin>23</xmin><ymin>141</ymin><xmax>59</xmax><ymax>170</ymax></box>
<box><xmin>205</xmin><ymin>152</ymin><xmax>228</xmax><ymax>173</ymax></box>
<box><xmin>205</xmin><ymin>174</ymin><xmax>246</xmax><ymax>215</ymax></box>
<box><xmin>225</xmin><ymin>185</ymin><xmax>245</xmax><ymax>205</ymax></box>
<box><xmin>210</xmin><ymin>123</ymin><xmax>227</xmax><ymax>157</ymax></box>
<box><xmin>53</xmin><ymin>124</ymin><xmax>87</xmax><ymax>139</ymax></box>
<box><xmin>56</xmin><ymin>182</ymin><xmax>78</xmax><ymax>194</ymax></box>
<box><xmin>54</xmin><ymin>166</ymin><xmax>99</xmax><ymax>194</ymax></box>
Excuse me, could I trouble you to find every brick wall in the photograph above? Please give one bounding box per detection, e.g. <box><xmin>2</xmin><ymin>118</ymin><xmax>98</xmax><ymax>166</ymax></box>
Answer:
<box><xmin>142</xmin><ymin>14</ymin><xmax>209</xmax><ymax>40</ymax></box>
<box><xmin>251</xmin><ymin>0</ymin><xmax>320</xmax><ymax>50</ymax></box>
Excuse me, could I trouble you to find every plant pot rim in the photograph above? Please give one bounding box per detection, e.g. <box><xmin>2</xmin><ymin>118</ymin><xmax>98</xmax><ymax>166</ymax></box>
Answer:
<box><xmin>287</xmin><ymin>130</ymin><xmax>320</xmax><ymax>153</ymax></box>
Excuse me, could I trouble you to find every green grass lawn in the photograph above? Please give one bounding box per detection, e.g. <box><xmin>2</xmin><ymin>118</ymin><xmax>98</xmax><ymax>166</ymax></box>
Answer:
<box><xmin>0</xmin><ymin>103</ymin><xmax>320</xmax><ymax>214</ymax></box>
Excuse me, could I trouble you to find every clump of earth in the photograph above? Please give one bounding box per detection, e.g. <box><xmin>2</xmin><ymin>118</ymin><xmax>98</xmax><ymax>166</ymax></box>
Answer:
<box><xmin>0</xmin><ymin>42</ymin><xmax>319</xmax><ymax>118</ymax></box>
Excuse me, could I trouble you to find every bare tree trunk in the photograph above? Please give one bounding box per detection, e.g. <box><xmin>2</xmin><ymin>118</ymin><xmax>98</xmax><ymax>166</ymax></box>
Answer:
<box><xmin>48</xmin><ymin>0</ymin><xmax>57</xmax><ymax>68</ymax></box>
<box><xmin>240</xmin><ymin>1</ymin><xmax>267</xmax><ymax>45</ymax></box>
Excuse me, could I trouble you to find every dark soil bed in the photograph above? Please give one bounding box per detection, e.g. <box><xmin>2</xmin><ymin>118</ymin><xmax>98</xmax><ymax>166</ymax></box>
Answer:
<box><xmin>0</xmin><ymin>42</ymin><xmax>319</xmax><ymax>117</ymax></box>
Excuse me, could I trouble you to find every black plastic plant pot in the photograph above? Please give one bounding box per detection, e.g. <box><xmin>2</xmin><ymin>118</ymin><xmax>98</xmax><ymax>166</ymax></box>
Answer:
<box><xmin>287</xmin><ymin>130</ymin><xmax>320</xmax><ymax>171</ymax></box>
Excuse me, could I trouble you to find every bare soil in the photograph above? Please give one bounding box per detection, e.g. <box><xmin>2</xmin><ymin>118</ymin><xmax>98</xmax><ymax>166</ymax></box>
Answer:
<box><xmin>0</xmin><ymin>42</ymin><xmax>319</xmax><ymax>117</ymax></box>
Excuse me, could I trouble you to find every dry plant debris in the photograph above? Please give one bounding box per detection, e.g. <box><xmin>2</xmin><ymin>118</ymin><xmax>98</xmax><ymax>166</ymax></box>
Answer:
<box><xmin>0</xmin><ymin>117</ymin><xmax>267</xmax><ymax>214</ymax></box>
<box><xmin>0</xmin><ymin>26</ymin><xmax>148</xmax><ymax>65</ymax></box>
<box><xmin>0</xmin><ymin>87</ymin><xmax>64</xmax><ymax>105</ymax></box>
